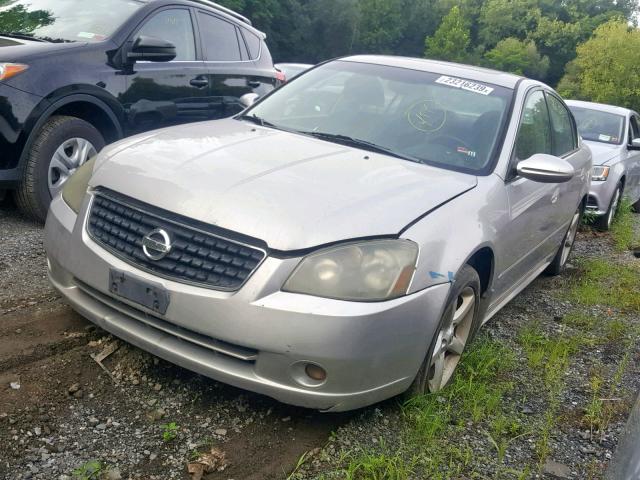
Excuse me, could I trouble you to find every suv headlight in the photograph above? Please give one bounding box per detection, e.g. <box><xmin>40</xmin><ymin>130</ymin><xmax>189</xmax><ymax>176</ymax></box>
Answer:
<box><xmin>0</xmin><ymin>63</ymin><xmax>28</xmax><ymax>81</ymax></box>
<box><xmin>591</xmin><ymin>166</ymin><xmax>610</xmax><ymax>181</ymax></box>
<box><xmin>61</xmin><ymin>157</ymin><xmax>96</xmax><ymax>213</ymax></box>
<box><xmin>283</xmin><ymin>240</ymin><xmax>418</xmax><ymax>301</ymax></box>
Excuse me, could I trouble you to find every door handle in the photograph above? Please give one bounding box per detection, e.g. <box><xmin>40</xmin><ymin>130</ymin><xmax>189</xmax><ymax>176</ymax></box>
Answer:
<box><xmin>190</xmin><ymin>77</ymin><xmax>209</xmax><ymax>88</ymax></box>
<box><xmin>247</xmin><ymin>80</ymin><xmax>261</xmax><ymax>88</ymax></box>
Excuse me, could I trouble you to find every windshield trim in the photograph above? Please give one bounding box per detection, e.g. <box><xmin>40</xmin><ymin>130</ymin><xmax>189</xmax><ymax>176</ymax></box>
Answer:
<box><xmin>238</xmin><ymin>59</ymin><xmax>517</xmax><ymax>177</ymax></box>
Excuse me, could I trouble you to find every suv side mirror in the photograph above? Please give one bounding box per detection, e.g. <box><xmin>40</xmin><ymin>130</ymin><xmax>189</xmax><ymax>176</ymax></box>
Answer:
<box><xmin>629</xmin><ymin>138</ymin><xmax>640</xmax><ymax>150</ymax></box>
<box><xmin>517</xmin><ymin>153</ymin><xmax>575</xmax><ymax>183</ymax></box>
<box><xmin>127</xmin><ymin>36</ymin><xmax>176</xmax><ymax>63</ymax></box>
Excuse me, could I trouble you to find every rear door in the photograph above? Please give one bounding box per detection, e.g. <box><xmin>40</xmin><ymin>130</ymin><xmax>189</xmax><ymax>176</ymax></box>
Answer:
<box><xmin>196</xmin><ymin>11</ymin><xmax>275</xmax><ymax>118</ymax></box>
<box><xmin>122</xmin><ymin>7</ymin><xmax>210</xmax><ymax>133</ymax></box>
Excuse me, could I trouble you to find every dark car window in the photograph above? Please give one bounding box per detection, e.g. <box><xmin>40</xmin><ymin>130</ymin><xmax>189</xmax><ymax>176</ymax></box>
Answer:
<box><xmin>197</xmin><ymin>12</ymin><xmax>241</xmax><ymax>62</ymax></box>
<box><xmin>0</xmin><ymin>0</ymin><xmax>142</xmax><ymax>42</ymax></box>
<box><xmin>630</xmin><ymin>116</ymin><xmax>640</xmax><ymax>142</ymax></box>
<box><xmin>546</xmin><ymin>94</ymin><xmax>576</xmax><ymax>156</ymax></box>
<box><xmin>515</xmin><ymin>90</ymin><xmax>551</xmax><ymax>160</ymax></box>
<box><xmin>242</xmin><ymin>29</ymin><xmax>261</xmax><ymax>60</ymax></box>
<box><xmin>138</xmin><ymin>9</ymin><xmax>196</xmax><ymax>61</ymax></box>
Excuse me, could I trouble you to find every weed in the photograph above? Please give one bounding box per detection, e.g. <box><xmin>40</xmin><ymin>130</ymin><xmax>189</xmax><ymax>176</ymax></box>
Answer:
<box><xmin>344</xmin><ymin>450</ymin><xmax>414</xmax><ymax>480</ymax></box>
<box><xmin>287</xmin><ymin>451</ymin><xmax>311</xmax><ymax>480</ymax></box>
<box><xmin>161</xmin><ymin>422</ymin><xmax>179</xmax><ymax>442</ymax></box>
<box><xmin>72</xmin><ymin>460</ymin><xmax>104</xmax><ymax>480</ymax></box>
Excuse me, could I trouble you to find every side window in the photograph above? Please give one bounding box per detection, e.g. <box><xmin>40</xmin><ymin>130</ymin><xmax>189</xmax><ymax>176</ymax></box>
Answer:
<box><xmin>138</xmin><ymin>9</ymin><xmax>196</xmax><ymax>61</ymax></box>
<box><xmin>198</xmin><ymin>13</ymin><xmax>241</xmax><ymax>61</ymax></box>
<box><xmin>515</xmin><ymin>90</ymin><xmax>552</xmax><ymax>161</ymax></box>
<box><xmin>629</xmin><ymin>116</ymin><xmax>640</xmax><ymax>142</ymax></box>
<box><xmin>546</xmin><ymin>94</ymin><xmax>577</xmax><ymax>156</ymax></box>
<box><xmin>242</xmin><ymin>29</ymin><xmax>261</xmax><ymax>60</ymax></box>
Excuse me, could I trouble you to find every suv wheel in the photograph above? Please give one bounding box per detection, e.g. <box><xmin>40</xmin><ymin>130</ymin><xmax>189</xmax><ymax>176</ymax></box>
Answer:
<box><xmin>15</xmin><ymin>115</ymin><xmax>105</xmax><ymax>222</ymax></box>
<box><xmin>595</xmin><ymin>184</ymin><xmax>622</xmax><ymax>231</ymax></box>
<box><xmin>545</xmin><ymin>206</ymin><xmax>581</xmax><ymax>276</ymax></box>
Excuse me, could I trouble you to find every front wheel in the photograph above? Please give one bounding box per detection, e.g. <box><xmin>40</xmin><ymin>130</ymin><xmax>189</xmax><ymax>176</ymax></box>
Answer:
<box><xmin>595</xmin><ymin>183</ymin><xmax>622</xmax><ymax>231</ymax></box>
<box><xmin>15</xmin><ymin>115</ymin><xmax>104</xmax><ymax>222</ymax></box>
<box><xmin>545</xmin><ymin>206</ymin><xmax>581</xmax><ymax>276</ymax></box>
<box><xmin>407</xmin><ymin>265</ymin><xmax>481</xmax><ymax>396</ymax></box>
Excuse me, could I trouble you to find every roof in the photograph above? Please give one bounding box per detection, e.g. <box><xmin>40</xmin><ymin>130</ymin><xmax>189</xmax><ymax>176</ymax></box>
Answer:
<box><xmin>565</xmin><ymin>99</ymin><xmax>634</xmax><ymax>116</ymax></box>
<box><xmin>341</xmin><ymin>55</ymin><xmax>524</xmax><ymax>89</ymax></box>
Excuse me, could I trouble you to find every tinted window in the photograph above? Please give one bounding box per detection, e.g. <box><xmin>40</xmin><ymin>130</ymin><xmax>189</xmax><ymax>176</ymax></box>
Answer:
<box><xmin>198</xmin><ymin>13</ymin><xmax>241</xmax><ymax>61</ymax></box>
<box><xmin>0</xmin><ymin>0</ymin><xmax>142</xmax><ymax>42</ymax></box>
<box><xmin>630</xmin><ymin>116</ymin><xmax>640</xmax><ymax>141</ymax></box>
<box><xmin>515</xmin><ymin>90</ymin><xmax>551</xmax><ymax>160</ymax></box>
<box><xmin>546</xmin><ymin>94</ymin><xmax>576</xmax><ymax>156</ymax></box>
<box><xmin>570</xmin><ymin>107</ymin><xmax>624</xmax><ymax>145</ymax></box>
<box><xmin>138</xmin><ymin>9</ymin><xmax>195</xmax><ymax>61</ymax></box>
<box><xmin>243</xmin><ymin>29</ymin><xmax>261</xmax><ymax>60</ymax></box>
<box><xmin>247</xmin><ymin>61</ymin><xmax>513</xmax><ymax>174</ymax></box>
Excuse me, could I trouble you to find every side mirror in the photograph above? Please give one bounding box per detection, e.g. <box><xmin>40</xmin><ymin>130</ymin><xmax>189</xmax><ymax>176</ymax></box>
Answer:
<box><xmin>629</xmin><ymin>138</ymin><xmax>640</xmax><ymax>150</ymax></box>
<box><xmin>127</xmin><ymin>36</ymin><xmax>176</xmax><ymax>63</ymax></box>
<box><xmin>517</xmin><ymin>153</ymin><xmax>575</xmax><ymax>183</ymax></box>
<box><xmin>239</xmin><ymin>93</ymin><xmax>259</xmax><ymax>109</ymax></box>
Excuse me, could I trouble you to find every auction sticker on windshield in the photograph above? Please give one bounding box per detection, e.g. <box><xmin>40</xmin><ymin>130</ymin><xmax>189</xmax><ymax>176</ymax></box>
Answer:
<box><xmin>435</xmin><ymin>76</ymin><xmax>494</xmax><ymax>96</ymax></box>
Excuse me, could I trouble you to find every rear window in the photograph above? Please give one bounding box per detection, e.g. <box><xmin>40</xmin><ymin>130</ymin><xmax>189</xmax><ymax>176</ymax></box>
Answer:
<box><xmin>242</xmin><ymin>29</ymin><xmax>261</xmax><ymax>60</ymax></box>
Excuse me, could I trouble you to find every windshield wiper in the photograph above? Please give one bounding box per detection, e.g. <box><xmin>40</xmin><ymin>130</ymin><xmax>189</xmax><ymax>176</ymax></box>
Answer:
<box><xmin>0</xmin><ymin>32</ymin><xmax>48</xmax><ymax>42</ymax></box>
<box><xmin>237</xmin><ymin>113</ymin><xmax>278</xmax><ymax>128</ymax></box>
<box><xmin>301</xmin><ymin>131</ymin><xmax>422</xmax><ymax>163</ymax></box>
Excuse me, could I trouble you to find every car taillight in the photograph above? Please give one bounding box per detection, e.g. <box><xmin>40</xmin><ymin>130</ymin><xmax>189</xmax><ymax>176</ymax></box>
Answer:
<box><xmin>275</xmin><ymin>70</ymin><xmax>286</xmax><ymax>83</ymax></box>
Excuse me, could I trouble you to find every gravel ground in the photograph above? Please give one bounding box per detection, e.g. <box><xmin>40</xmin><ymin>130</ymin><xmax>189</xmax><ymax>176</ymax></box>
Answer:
<box><xmin>1</xmin><ymin>196</ymin><xmax>638</xmax><ymax>480</ymax></box>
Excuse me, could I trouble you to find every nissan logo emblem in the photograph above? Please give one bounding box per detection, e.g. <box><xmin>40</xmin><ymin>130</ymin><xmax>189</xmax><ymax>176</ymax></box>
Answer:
<box><xmin>142</xmin><ymin>228</ymin><xmax>172</xmax><ymax>261</ymax></box>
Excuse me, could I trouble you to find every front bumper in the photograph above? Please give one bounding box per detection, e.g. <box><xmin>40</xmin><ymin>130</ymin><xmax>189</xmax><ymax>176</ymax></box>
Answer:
<box><xmin>587</xmin><ymin>179</ymin><xmax>619</xmax><ymax>216</ymax></box>
<box><xmin>45</xmin><ymin>194</ymin><xmax>450</xmax><ymax>411</ymax></box>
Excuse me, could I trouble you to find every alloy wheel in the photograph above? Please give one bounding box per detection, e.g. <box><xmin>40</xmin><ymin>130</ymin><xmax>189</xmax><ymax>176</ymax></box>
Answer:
<box><xmin>48</xmin><ymin>137</ymin><xmax>97</xmax><ymax>198</ymax></box>
<box><xmin>427</xmin><ymin>286</ymin><xmax>476</xmax><ymax>392</ymax></box>
<box><xmin>560</xmin><ymin>209</ymin><xmax>581</xmax><ymax>267</ymax></box>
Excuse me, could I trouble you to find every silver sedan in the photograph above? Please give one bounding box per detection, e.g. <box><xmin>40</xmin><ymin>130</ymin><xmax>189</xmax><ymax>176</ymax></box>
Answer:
<box><xmin>567</xmin><ymin>100</ymin><xmax>640</xmax><ymax>230</ymax></box>
<box><xmin>44</xmin><ymin>56</ymin><xmax>591</xmax><ymax>411</ymax></box>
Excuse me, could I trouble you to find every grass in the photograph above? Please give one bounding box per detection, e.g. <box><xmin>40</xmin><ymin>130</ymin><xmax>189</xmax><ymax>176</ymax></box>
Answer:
<box><xmin>343</xmin><ymin>450</ymin><xmax>415</xmax><ymax>480</ymax></box>
<box><xmin>610</xmin><ymin>198</ymin><xmax>635</xmax><ymax>251</ymax></box>
<box><xmin>568</xmin><ymin>258</ymin><xmax>640</xmax><ymax>313</ymax></box>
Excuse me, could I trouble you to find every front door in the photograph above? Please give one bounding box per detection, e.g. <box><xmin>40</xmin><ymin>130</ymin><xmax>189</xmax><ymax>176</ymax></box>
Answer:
<box><xmin>626</xmin><ymin>115</ymin><xmax>640</xmax><ymax>201</ymax></box>
<box><xmin>121</xmin><ymin>7</ymin><xmax>210</xmax><ymax>134</ymax></box>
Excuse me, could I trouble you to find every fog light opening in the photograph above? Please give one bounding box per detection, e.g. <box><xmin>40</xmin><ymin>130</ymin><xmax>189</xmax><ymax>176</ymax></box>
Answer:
<box><xmin>305</xmin><ymin>363</ymin><xmax>327</xmax><ymax>382</ymax></box>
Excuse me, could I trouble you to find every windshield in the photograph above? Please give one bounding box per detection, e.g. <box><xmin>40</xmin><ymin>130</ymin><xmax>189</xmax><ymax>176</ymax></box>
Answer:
<box><xmin>570</xmin><ymin>106</ymin><xmax>625</xmax><ymax>145</ymax></box>
<box><xmin>245</xmin><ymin>61</ymin><xmax>513</xmax><ymax>174</ymax></box>
<box><xmin>0</xmin><ymin>0</ymin><xmax>142</xmax><ymax>43</ymax></box>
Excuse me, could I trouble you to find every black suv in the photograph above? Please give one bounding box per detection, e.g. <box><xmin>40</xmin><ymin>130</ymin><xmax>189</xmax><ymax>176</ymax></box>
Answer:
<box><xmin>0</xmin><ymin>0</ymin><xmax>281</xmax><ymax>221</ymax></box>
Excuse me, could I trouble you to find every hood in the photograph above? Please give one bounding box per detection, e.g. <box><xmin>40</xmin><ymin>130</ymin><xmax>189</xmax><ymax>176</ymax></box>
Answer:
<box><xmin>0</xmin><ymin>36</ymin><xmax>84</xmax><ymax>62</ymax></box>
<box><xmin>90</xmin><ymin>119</ymin><xmax>477</xmax><ymax>251</ymax></box>
<box><xmin>583</xmin><ymin>140</ymin><xmax>622</xmax><ymax>166</ymax></box>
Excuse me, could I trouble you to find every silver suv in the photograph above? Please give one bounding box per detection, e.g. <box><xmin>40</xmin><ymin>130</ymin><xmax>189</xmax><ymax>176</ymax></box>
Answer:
<box><xmin>45</xmin><ymin>56</ymin><xmax>591</xmax><ymax>411</ymax></box>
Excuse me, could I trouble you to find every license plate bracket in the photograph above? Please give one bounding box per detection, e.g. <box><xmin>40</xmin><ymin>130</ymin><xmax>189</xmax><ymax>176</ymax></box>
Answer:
<box><xmin>109</xmin><ymin>269</ymin><xmax>170</xmax><ymax>315</ymax></box>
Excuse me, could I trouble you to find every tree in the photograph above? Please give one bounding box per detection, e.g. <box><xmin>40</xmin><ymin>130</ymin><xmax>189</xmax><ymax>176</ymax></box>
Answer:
<box><xmin>424</xmin><ymin>6</ymin><xmax>471</xmax><ymax>62</ymax></box>
<box><xmin>484</xmin><ymin>37</ymin><xmax>549</xmax><ymax>79</ymax></box>
<box><xmin>478</xmin><ymin>0</ymin><xmax>541</xmax><ymax>49</ymax></box>
<box><xmin>354</xmin><ymin>0</ymin><xmax>405</xmax><ymax>54</ymax></box>
<box><xmin>558</xmin><ymin>19</ymin><xmax>640</xmax><ymax>110</ymax></box>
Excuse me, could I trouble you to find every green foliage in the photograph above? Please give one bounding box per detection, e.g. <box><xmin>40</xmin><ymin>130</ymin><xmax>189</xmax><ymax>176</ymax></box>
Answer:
<box><xmin>610</xmin><ymin>197</ymin><xmax>636</xmax><ymax>251</ymax></box>
<box><xmin>344</xmin><ymin>450</ymin><xmax>415</xmax><ymax>480</ymax></box>
<box><xmin>560</xmin><ymin>19</ymin><xmax>640</xmax><ymax>111</ymax></box>
<box><xmin>478</xmin><ymin>0</ymin><xmax>542</xmax><ymax>49</ymax></box>
<box><xmin>485</xmin><ymin>37</ymin><xmax>549</xmax><ymax>79</ymax></box>
<box><xmin>161</xmin><ymin>422</ymin><xmax>179</xmax><ymax>442</ymax></box>
<box><xmin>72</xmin><ymin>460</ymin><xmax>104</xmax><ymax>480</ymax></box>
<box><xmin>424</xmin><ymin>6</ymin><xmax>471</xmax><ymax>62</ymax></box>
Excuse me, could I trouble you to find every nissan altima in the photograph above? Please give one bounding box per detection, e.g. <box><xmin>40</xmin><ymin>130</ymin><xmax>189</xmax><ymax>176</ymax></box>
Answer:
<box><xmin>44</xmin><ymin>56</ymin><xmax>591</xmax><ymax>412</ymax></box>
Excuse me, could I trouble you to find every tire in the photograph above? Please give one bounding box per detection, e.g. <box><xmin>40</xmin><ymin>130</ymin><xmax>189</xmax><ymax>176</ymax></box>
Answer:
<box><xmin>631</xmin><ymin>196</ymin><xmax>640</xmax><ymax>214</ymax></box>
<box><xmin>406</xmin><ymin>264</ymin><xmax>482</xmax><ymax>397</ymax></box>
<box><xmin>595</xmin><ymin>183</ymin><xmax>622</xmax><ymax>231</ymax></box>
<box><xmin>14</xmin><ymin>115</ymin><xmax>105</xmax><ymax>222</ymax></box>
<box><xmin>545</xmin><ymin>205</ymin><xmax>582</xmax><ymax>276</ymax></box>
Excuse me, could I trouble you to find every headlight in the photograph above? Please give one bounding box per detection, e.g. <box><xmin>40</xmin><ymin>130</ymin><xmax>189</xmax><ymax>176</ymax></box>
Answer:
<box><xmin>61</xmin><ymin>157</ymin><xmax>96</xmax><ymax>213</ymax></box>
<box><xmin>591</xmin><ymin>166</ymin><xmax>610</xmax><ymax>181</ymax></box>
<box><xmin>0</xmin><ymin>63</ymin><xmax>28</xmax><ymax>81</ymax></box>
<box><xmin>283</xmin><ymin>240</ymin><xmax>418</xmax><ymax>301</ymax></box>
